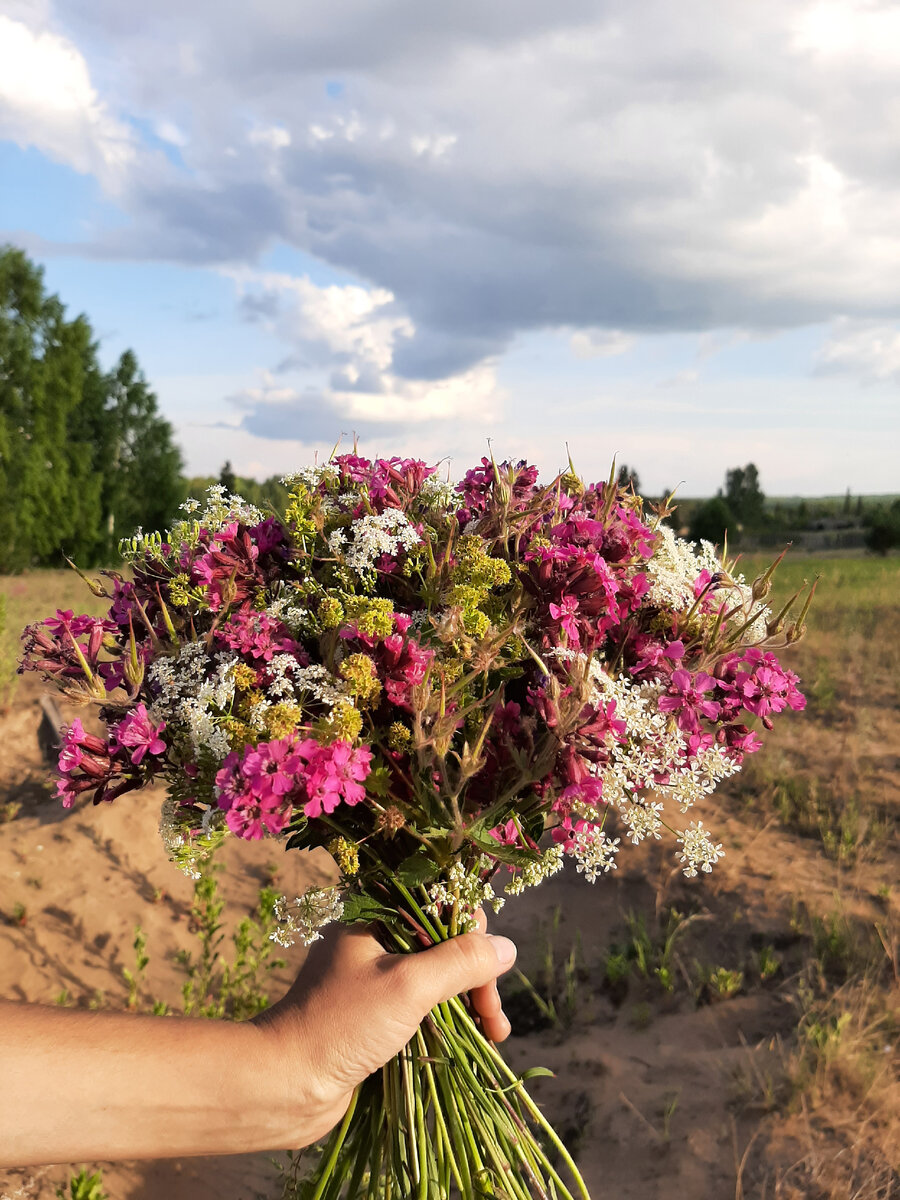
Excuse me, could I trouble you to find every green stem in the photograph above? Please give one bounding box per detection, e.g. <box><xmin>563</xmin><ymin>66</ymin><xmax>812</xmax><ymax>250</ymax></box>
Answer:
<box><xmin>418</xmin><ymin>1029</ymin><xmax>462</xmax><ymax>1198</ymax></box>
<box><xmin>308</xmin><ymin>1085</ymin><xmax>360</xmax><ymax>1200</ymax></box>
<box><xmin>448</xmin><ymin>996</ymin><xmax>591</xmax><ymax>1200</ymax></box>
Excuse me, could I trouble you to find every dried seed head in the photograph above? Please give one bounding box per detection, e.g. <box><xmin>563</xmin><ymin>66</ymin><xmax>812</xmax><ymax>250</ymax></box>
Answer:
<box><xmin>375</xmin><ymin>805</ymin><xmax>406</xmax><ymax>838</ymax></box>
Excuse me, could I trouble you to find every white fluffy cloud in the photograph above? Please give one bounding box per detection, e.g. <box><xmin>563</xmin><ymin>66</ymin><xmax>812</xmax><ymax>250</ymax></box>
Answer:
<box><xmin>8</xmin><ymin>0</ymin><xmax>900</xmax><ymax>472</ymax></box>
<box><xmin>817</xmin><ymin>318</ymin><xmax>900</xmax><ymax>381</ymax></box>
<box><xmin>0</xmin><ymin>15</ymin><xmax>134</xmax><ymax>181</ymax></box>
<box><xmin>40</xmin><ymin>0</ymin><xmax>900</xmax><ymax>345</ymax></box>
<box><xmin>222</xmin><ymin>270</ymin><xmax>504</xmax><ymax>437</ymax></box>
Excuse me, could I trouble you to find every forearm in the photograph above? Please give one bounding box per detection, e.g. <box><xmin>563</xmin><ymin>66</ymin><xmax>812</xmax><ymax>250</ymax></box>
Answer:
<box><xmin>0</xmin><ymin>1001</ymin><xmax>306</xmax><ymax>1167</ymax></box>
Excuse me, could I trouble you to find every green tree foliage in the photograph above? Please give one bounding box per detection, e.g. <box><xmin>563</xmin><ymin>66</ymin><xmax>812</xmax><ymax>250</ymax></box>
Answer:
<box><xmin>689</xmin><ymin>496</ymin><xmax>734</xmax><ymax>547</ymax></box>
<box><xmin>98</xmin><ymin>350</ymin><xmax>184</xmax><ymax>551</ymax></box>
<box><xmin>720</xmin><ymin>462</ymin><xmax>765</xmax><ymax>528</ymax></box>
<box><xmin>218</xmin><ymin>459</ymin><xmax>237</xmax><ymax>495</ymax></box>
<box><xmin>0</xmin><ymin>246</ymin><xmax>184</xmax><ymax>570</ymax></box>
<box><xmin>864</xmin><ymin>499</ymin><xmax>900</xmax><ymax>556</ymax></box>
<box><xmin>617</xmin><ymin>463</ymin><xmax>641</xmax><ymax>493</ymax></box>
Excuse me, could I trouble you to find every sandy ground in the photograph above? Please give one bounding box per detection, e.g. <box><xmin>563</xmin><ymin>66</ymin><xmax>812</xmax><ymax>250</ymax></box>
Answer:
<box><xmin>1</xmin><ymin>668</ymin><xmax>897</xmax><ymax>1200</ymax></box>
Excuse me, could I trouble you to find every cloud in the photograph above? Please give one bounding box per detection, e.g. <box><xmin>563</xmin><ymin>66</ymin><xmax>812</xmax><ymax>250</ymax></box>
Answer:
<box><xmin>16</xmin><ymin>0</ymin><xmax>900</xmax><ymax>417</ymax></box>
<box><xmin>569</xmin><ymin>329</ymin><xmax>635</xmax><ymax>360</ymax></box>
<box><xmin>816</xmin><ymin>318</ymin><xmax>900</xmax><ymax>382</ymax></box>
<box><xmin>221</xmin><ymin>272</ymin><xmax>505</xmax><ymax>439</ymax></box>
<box><xmin>41</xmin><ymin>1</ymin><xmax>900</xmax><ymax>342</ymax></box>
<box><xmin>0</xmin><ymin>15</ymin><xmax>134</xmax><ymax>182</ymax></box>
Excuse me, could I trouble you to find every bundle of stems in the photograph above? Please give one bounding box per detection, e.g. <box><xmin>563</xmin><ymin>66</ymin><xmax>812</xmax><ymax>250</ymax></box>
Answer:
<box><xmin>300</xmin><ymin>884</ymin><xmax>590</xmax><ymax>1200</ymax></box>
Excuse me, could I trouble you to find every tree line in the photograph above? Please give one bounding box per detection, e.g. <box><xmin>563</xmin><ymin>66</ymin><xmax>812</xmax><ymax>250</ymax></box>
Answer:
<box><xmin>0</xmin><ymin>246</ymin><xmax>183</xmax><ymax>572</ymax></box>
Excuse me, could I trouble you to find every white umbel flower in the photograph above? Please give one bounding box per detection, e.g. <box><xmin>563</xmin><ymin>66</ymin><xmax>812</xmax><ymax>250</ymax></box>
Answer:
<box><xmin>676</xmin><ymin>821</ymin><xmax>725</xmax><ymax>877</ymax></box>
<box><xmin>570</xmin><ymin>827</ymin><xmax>620</xmax><ymax>882</ymax></box>
<box><xmin>334</xmin><ymin>508</ymin><xmax>422</xmax><ymax>578</ymax></box>
<box><xmin>270</xmin><ymin>887</ymin><xmax>345</xmax><ymax>947</ymax></box>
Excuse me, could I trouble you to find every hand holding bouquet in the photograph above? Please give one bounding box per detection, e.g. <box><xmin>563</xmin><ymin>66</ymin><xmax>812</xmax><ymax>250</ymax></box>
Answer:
<box><xmin>22</xmin><ymin>452</ymin><xmax>811</xmax><ymax>1199</ymax></box>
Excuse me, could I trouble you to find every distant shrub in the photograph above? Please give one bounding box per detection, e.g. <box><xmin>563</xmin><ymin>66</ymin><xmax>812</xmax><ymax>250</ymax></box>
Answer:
<box><xmin>689</xmin><ymin>496</ymin><xmax>735</xmax><ymax>547</ymax></box>
<box><xmin>864</xmin><ymin>500</ymin><xmax>900</xmax><ymax>556</ymax></box>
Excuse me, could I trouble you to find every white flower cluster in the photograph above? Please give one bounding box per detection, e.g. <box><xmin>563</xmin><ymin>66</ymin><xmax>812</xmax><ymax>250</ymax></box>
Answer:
<box><xmin>503</xmin><ymin>845</ymin><xmax>565</xmax><ymax>895</ymax></box>
<box><xmin>148</xmin><ymin>642</ymin><xmax>236</xmax><ymax>758</ymax></box>
<box><xmin>659</xmin><ymin>743</ymin><xmax>741</xmax><ymax>814</ymax></box>
<box><xmin>424</xmin><ymin>857</ymin><xmax>504</xmax><ymax>928</ymax></box>
<box><xmin>569</xmin><ymin>826</ymin><xmax>620</xmax><ymax>883</ymax></box>
<box><xmin>676</xmin><ymin>821</ymin><xmax>725</xmax><ymax>877</ymax></box>
<box><xmin>329</xmin><ymin>508</ymin><xmax>422</xmax><ymax>578</ymax></box>
<box><xmin>158</xmin><ymin>795</ymin><xmax>225</xmax><ymax>879</ymax></box>
<box><xmin>581</xmin><ymin>661</ymin><xmax>734</xmax><ymax>876</ymax></box>
<box><xmin>291</xmin><ymin>664</ymin><xmax>348</xmax><ymax>708</ymax></box>
<box><xmin>644</xmin><ymin>525</ymin><xmax>722</xmax><ymax>610</ymax></box>
<box><xmin>417</xmin><ymin>475</ymin><xmax>461</xmax><ymax>510</ymax></box>
<box><xmin>170</xmin><ymin>484</ymin><xmax>264</xmax><ymax>547</ymax></box>
<box><xmin>270</xmin><ymin>887</ymin><xmax>345</xmax><ymax>947</ymax></box>
<box><xmin>282</xmin><ymin>464</ymin><xmax>339</xmax><ymax>490</ymax></box>
<box><xmin>266</xmin><ymin>594</ymin><xmax>313</xmax><ymax>636</ymax></box>
<box><xmin>644</xmin><ymin>525</ymin><xmax>771</xmax><ymax>641</ymax></box>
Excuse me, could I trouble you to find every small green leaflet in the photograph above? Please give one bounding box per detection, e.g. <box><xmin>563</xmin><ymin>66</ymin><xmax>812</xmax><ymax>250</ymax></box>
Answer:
<box><xmin>341</xmin><ymin>891</ymin><xmax>399</xmax><ymax>925</ymax></box>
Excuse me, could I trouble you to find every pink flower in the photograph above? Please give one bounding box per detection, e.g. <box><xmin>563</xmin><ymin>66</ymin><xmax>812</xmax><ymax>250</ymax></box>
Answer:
<box><xmin>551</xmin><ymin>815</ymin><xmax>597</xmax><ymax>852</ymax></box>
<box><xmin>55</xmin><ymin>721</ymin><xmax>135</xmax><ymax>808</ymax></box>
<box><xmin>549</xmin><ymin>595</ymin><xmax>581</xmax><ymax>644</ymax></box>
<box><xmin>489</xmin><ymin>819</ymin><xmax>521</xmax><ymax>846</ymax></box>
<box><xmin>658</xmin><ymin>670</ymin><xmax>720</xmax><ymax>734</ymax></box>
<box><xmin>242</xmin><ymin>739</ymin><xmax>303</xmax><ymax>798</ymax></box>
<box><xmin>224</xmin><ymin>791</ymin><xmax>293</xmax><ymax>839</ymax></box>
<box><xmin>214</xmin><ymin>611</ymin><xmax>304</xmax><ymax>663</ymax></box>
<box><xmin>295</xmin><ymin>739</ymin><xmax>374</xmax><ymax>819</ymax></box>
<box><xmin>112</xmin><ymin>705</ymin><xmax>167</xmax><ymax>766</ymax></box>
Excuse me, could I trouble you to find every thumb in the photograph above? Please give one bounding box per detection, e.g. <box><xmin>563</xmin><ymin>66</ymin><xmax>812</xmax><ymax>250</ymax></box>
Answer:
<box><xmin>391</xmin><ymin>932</ymin><xmax>517</xmax><ymax>1017</ymax></box>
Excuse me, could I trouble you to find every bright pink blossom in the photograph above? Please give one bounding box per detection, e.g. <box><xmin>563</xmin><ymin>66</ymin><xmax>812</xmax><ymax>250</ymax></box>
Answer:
<box><xmin>242</xmin><ymin>738</ymin><xmax>304</xmax><ymax>798</ymax></box>
<box><xmin>489</xmin><ymin>819</ymin><xmax>521</xmax><ymax>846</ymax></box>
<box><xmin>299</xmin><ymin>739</ymin><xmax>373</xmax><ymax>819</ymax></box>
<box><xmin>112</xmin><ymin>705</ymin><xmax>167</xmax><ymax>766</ymax></box>
<box><xmin>549</xmin><ymin>596</ymin><xmax>581</xmax><ymax>644</ymax></box>
<box><xmin>224</xmin><ymin>791</ymin><xmax>293</xmax><ymax>839</ymax></box>
<box><xmin>658</xmin><ymin>669</ymin><xmax>720</xmax><ymax>733</ymax></box>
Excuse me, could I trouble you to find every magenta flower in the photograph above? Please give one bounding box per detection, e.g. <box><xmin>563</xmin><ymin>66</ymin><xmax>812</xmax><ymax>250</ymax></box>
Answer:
<box><xmin>549</xmin><ymin>596</ymin><xmax>581</xmax><ymax>644</ymax></box>
<box><xmin>112</xmin><ymin>705</ymin><xmax>167</xmax><ymax>765</ymax></box>
<box><xmin>551</xmin><ymin>815</ymin><xmax>597</xmax><ymax>853</ymax></box>
<box><xmin>299</xmin><ymin>739</ymin><xmax>373</xmax><ymax>819</ymax></box>
<box><xmin>489</xmin><ymin>819</ymin><xmax>521</xmax><ymax>846</ymax></box>
<box><xmin>224</xmin><ymin>791</ymin><xmax>293</xmax><ymax>840</ymax></box>
<box><xmin>214</xmin><ymin>610</ymin><xmax>304</xmax><ymax>663</ymax></box>
<box><xmin>55</xmin><ymin>721</ymin><xmax>134</xmax><ymax>808</ymax></box>
<box><xmin>658</xmin><ymin>670</ymin><xmax>720</xmax><ymax>734</ymax></box>
<box><xmin>242</xmin><ymin>738</ymin><xmax>303</xmax><ymax>798</ymax></box>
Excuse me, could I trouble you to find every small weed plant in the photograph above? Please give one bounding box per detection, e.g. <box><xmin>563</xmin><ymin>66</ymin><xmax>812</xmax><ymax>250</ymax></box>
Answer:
<box><xmin>56</xmin><ymin>1168</ymin><xmax>108</xmax><ymax>1200</ymax></box>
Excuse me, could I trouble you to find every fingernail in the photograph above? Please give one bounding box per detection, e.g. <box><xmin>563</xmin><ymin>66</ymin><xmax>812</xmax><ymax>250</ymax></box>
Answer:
<box><xmin>488</xmin><ymin>935</ymin><xmax>517</xmax><ymax>966</ymax></box>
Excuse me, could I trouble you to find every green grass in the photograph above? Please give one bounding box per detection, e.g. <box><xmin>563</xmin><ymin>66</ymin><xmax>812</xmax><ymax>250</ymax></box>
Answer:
<box><xmin>738</xmin><ymin>553</ymin><xmax>900</xmax><ymax>638</ymax></box>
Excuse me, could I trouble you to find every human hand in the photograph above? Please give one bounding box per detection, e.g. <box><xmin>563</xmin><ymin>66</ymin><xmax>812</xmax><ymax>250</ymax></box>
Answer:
<box><xmin>252</xmin><ymin>913</ymin><xmax>517</xmax><ymax>1147</ymax></box>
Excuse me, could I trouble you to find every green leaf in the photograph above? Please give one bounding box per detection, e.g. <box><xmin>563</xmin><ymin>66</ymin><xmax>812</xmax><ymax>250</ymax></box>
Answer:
<box><xmin>394</xmin><ymin>852</ymin><xmax>440</xmax><ymax>889</ymax></box>
<box><xmin>284</xmin><ymin>814</ymin><xmax>309</xmax><ymax>851</ymax></box>
<box><xmin>341</xmin><ymin>891</ymin><xmax>399</xmax><ymax>925</ymax></box>
<box><xmin>492</xmin><ymin>1066</ymin><xmax>555</xmax><ymax>1094</ymax></box>
<box><xmin>364</xmin><ymin>763</ymin><xmax>392</xmax><ymax>798</ymax></box>
<box><xmin>465</xmin><ymin>818</ymin><xmax>542</xmax><ymax>866</ymax></box>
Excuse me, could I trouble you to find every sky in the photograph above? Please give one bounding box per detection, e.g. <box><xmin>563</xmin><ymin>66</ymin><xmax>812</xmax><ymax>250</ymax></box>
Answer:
<box><xmin>1</xmin><ymin>0</ymin><xmax>899</xmax><ymax>496</ymax></box>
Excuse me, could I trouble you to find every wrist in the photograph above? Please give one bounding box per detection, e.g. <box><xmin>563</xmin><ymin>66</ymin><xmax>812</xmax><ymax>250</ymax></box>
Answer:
<box><xmin>250</xmin><ymin>1002</ymin><xmax>353</xmax><ymax>1150</ymax></box>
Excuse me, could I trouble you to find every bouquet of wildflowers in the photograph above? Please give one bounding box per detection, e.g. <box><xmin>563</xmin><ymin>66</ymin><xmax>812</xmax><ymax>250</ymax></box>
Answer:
<box><xmin>21</xmin><ymin>453</ymin><xmax>812</xmax><ymax>1199</ymax></box>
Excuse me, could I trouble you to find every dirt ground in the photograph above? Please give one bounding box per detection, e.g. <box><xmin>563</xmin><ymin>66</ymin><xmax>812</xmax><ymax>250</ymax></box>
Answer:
<box><xmin>1</xmin><ymin>570</ymin><xmax>898</xmax><ymax>1199</ymax></box>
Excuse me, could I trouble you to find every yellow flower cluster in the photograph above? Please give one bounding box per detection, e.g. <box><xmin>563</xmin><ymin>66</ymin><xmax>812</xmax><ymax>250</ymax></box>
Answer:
<box><xmin>327</xmin><ymin>836</ymin><xmax>360</xmax><ymax>876</ymax></box>
<box><xmin>445</xmin><ymin>535</ymin><xmax>511</xmax><ymax>637</ymax></box>
<box><xmin>340</xmin><ymin>653</ymin><xmax>382</xmax><ymax>704</ymax></box>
